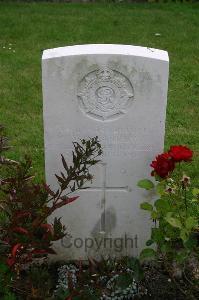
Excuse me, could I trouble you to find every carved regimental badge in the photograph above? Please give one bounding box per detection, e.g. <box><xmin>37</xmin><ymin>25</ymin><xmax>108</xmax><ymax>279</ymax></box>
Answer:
<box><xmin>77</xmin><ymin>68</ymin><xmax>134</xmax><ymax>121</ymax></box>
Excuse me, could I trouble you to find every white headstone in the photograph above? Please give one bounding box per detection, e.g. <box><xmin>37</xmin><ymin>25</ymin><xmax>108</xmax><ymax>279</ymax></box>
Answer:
<box><xmin>42</xmin><ymin>44</ymin><xmax>169</xmax><ymax>260</ymax></box>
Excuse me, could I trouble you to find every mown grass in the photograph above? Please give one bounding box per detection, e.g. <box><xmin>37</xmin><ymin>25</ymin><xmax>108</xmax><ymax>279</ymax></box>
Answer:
<box><xmin>0</xmin><ymin>2</ymin><xmax>198</xmax><ymax>182</ymax></box>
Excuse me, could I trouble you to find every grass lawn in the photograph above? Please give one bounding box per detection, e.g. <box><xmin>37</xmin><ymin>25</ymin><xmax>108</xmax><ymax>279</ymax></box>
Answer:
<box><xmin>0</xmin><ymin>2</ymin><xmax>198</xmax><ymax>182</ymax></box>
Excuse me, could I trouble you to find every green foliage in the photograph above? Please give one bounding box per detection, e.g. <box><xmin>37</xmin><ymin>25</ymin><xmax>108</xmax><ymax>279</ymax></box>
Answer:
<box><xmin>140</xmin><ymin>202</ymin><xmax>153</xmax><ymax>211</ymax></box>
<box><xmin>138</xmin><ymin>150</ymin><xmax>199</xmax><ymax>297</ymax></box>
<box><xmin>165</xmin><ymin>214</ymin><xmax>182</xmax><ymax>229</ymax></box>
<box><xmin>137</xmin><ymin>179</ymin><xmax>154</xmax><ymax>190</ymax></box>
<box><xmin>138</xmin><ymin>145</ymin><xmax>199</xmax><ymax>300</ymax></box>
<box><xmin>2</xmin><ymin>293</ymin><xmax>16</xmax><ymax>300</ymax></box>
<box><xmin>0</xmin><ymin>262</ymin><xmax>16</xmax><ymax>300</ymax></box>
<box><xmin>155</xmin><ymin>181</ymin><xmax>167</xmax><ymax>196</ymax></box>
<box><xmin>140</xmin><ymin>248</ymin><xmax>156</xmax><ymax>261</ymax></box>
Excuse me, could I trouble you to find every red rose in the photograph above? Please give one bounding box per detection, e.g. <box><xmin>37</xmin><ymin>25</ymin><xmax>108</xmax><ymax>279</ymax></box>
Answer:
<box><xmin>169</xmin><ymin>145</ymin><xmax>193</xmax><ymax>162</ymax></box>
<box><xmin>150</xmin><ymin>153</ymin><xmax>175</xmax><ymax>178</ymax></box>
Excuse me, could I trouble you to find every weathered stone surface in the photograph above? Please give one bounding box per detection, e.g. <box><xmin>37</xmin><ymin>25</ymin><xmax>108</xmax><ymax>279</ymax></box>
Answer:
<box><xmin>42</xmin><ymin>44</ymin><xmax>169</xmax><ymax>260</ymax></box>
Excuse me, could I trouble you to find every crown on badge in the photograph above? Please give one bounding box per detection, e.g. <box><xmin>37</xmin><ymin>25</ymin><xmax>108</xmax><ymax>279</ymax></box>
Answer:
<box><xmin>96</xmin><ymin>68</ymin><xmax>114</xmax><ymax>81</ymax></box>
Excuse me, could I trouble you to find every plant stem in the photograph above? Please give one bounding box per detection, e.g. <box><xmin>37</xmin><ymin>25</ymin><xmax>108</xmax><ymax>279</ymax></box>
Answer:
<box><xmin>184</xmin><ymin>188</ymin><xmax>188</xmax><ymax>216</ymax></box>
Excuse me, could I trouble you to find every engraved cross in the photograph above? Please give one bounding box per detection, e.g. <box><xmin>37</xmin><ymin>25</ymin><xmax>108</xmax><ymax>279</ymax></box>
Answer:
<box><xmin>81</xmin><ymin>163</ymin><xmax>129</xmax><ymax>232</ymax></box>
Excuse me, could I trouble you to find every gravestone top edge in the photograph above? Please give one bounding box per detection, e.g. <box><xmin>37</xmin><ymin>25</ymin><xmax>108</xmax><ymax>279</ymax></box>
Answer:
<box><xmin>42</xmin><ymin>44</ymin><xmax>169</xmax><ymax>62</ymax></box>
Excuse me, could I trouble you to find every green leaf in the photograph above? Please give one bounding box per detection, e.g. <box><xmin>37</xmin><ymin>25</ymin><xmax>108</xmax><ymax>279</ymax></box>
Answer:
<box><xmin>156</xmin><ymin>181</ymin><xmax>166</xmax><ymax>196</ymax></box>
<box><xmin>160</xmin><ymin>243</ymin><xmax>172</xmax><ymax>253</ymax></box>
<box><xmin>191</xmin><ymin>198</ymin><xmax>199</xmax><ymax>203</ymax></box>
<box><xmin>3</xmin><ymin>293</ymin><xmax>16</xmax><ymax>300</ymax></box>
<box><xmin>140</xmin><ymin>202</ymin><xmax>153</xmax><ymax>211</ymax></box>
<box><xmin>137</xmin><ymin>179</ymin><xmax>154</xmax><ymax>190</ymax></box>
<box><xmin>126</xmin><ymin>257</ymin><xmax>143</xmax><ymax>281</ymax></box>
<box><xmin>192</xmin><ymin>188</ymin><xmax>199</xmax><ymax>196</ymax></box>
<box><xmin>184</xmin><ymin>234</ymin><xmax>198</xmax><ymax>249</ymax></box>
<box><xmin>117</xmin><ymin>273</ymin><xmax>132</xmax><ymax>289</ymax></box>
<box><xmin>185</xmin><ymin>217</ymin><xmax>197</xmax><ymax>230</ymax></box>
<box><xmin>151</xmin><ymin>228</ymin><xmax>164</xmax><ymax>243</ymax></box>
<box><xmin>176</xmin><ymin>249</ymin><xmax>188</xmax><ymax>263</ymax></box>
<box><xmin>0</xmin><ymin>262</ymin><xmax>9</xmax><ymax>273</ymax></box>
<box><xmin>155</xmin><ymin>198</ymin><xmax>170</xmax><ymax>212</ymax></box>
<box><xmin>140</xmin><ymin>248</ymin><xmax>156</xmax><ymax>261</ymax></box>
<box><xmin>146</xmin><ymin>239</ymin><xmax>154</xmax><ymax>246</ymax></box>
<box><xmin>180</xmin><ymin>228</ymin><xmax>189</xmax><ymax>242</ymax></box>
<box><xmin>151</xmin><ymin>210</ymin><xmax>158</xmax><ymax>220</ymax></box>
<box><xmin>165</xmin><ymin>215</ymin><xmax>182</xmax><ymax>228</ymax></box>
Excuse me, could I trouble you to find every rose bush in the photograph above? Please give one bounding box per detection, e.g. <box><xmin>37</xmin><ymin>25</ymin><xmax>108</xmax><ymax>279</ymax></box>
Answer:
<box><xmin>138</xmin><ymin>145</ymin><xmax>199</xmax><ymax>299</ymax></box>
